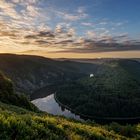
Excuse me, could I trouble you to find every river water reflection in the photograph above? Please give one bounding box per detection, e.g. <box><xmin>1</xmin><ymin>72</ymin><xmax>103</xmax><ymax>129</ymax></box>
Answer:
<box><xmin>32</xmin><ymin>94</ymin><xmax>83</xmax><ymax>121</ymax></box>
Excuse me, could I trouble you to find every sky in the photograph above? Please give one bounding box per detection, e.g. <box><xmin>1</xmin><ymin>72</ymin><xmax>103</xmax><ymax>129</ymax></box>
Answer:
<box><xmin>0</xmin><ymin>0</ymin><xmax>140</xmax><ymax>58</ymax></box>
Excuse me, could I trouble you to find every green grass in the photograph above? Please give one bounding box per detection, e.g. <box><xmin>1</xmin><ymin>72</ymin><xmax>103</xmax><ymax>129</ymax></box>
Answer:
<box><xmin>1</xmin><ymin>102</ymin><xmax>140</xmax><ymax>140</ymax></box>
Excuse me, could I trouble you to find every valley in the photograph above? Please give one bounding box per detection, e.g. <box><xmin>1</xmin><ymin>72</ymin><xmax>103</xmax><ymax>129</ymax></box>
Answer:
<box><xmin>1</xmin><ymin>0</ymin><xmax>140</xmax><ymax>139</ymax></box>
<box><xmin>31</xmin><ymin>59</ymin><xmax>140</xmax><ymax>123</ymax></box>
<box><xmin>0</xmin><ymin>54</ymin><xmax>140</xmax><ymax>139</ymax></box>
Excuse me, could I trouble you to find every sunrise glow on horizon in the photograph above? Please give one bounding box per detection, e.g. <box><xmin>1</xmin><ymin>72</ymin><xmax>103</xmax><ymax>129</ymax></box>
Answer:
<box><xmin>0</xmin><ymin>0</ymin><xmax>140</xmax><ymax>58</ymax></box>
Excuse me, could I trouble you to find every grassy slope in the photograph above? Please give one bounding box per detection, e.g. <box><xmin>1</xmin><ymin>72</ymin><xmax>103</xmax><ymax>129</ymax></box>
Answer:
<box><xmin>1</xmin><ymin>101</ymin><xmax>140</xmax><ymax>140</ymax></box>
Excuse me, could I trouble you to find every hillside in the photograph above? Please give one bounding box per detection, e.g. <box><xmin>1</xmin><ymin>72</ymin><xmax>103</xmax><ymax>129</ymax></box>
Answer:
<box><xmin>0</xmin><ymin>54</ymin><xmax>98</xmax><ymax>95</ymax></box>
<box><xmin>56</xmin><ymin>59</ymin><xmax>140</xmax><ymax>119</ymax></box>
<box><xmin>1</xmin><ymin>101</ymin><xmax>140</xmax><ymax>140</ymax></box>
<box><xmin>0</xmin><ymin>95</ymin><xmax>140</xmax><ymax>139</ymax></box>
<box><xmin>0</xmin><ymin>72</ymin><xmax>37</xmax><ymax>111</ymax></box>
<box><xmin>0</xmin><ymin>94</ymin><xmax>140</xmax><ymax>139</ymax></box>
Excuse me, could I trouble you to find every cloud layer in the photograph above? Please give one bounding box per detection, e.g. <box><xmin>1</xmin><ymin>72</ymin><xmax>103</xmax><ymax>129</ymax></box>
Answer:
<box><xmin>0</xmin><ymin>0</ymin><xmax>140</xmax><ymax>54</ymax></box>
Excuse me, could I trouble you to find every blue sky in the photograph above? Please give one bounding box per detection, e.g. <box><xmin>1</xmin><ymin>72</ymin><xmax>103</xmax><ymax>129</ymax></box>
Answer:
<box><xmin>37</xmin><ymin>0</ymin><xmax>140</xmax><ymax>38</ymax></box>
<box><xmin>0</xmin><ymin>0</ymin><xmax>140</xmax><ymax>58</ymax></box>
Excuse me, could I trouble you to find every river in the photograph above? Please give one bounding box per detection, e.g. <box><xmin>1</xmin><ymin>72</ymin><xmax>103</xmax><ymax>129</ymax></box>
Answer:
<box><xmin>32</xmin><ymin>93</ymin><xmax>140</xmax><ymax>124</ymax></box>
<box><xmin>31</xmin><ymin>94</ymin><xmax>84</xmax><ymax>121</ymax></box>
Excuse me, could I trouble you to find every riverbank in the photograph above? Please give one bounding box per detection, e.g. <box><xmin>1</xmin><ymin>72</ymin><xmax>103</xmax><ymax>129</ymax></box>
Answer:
<box><xmin>31</xmin><ymin>84</ymin><xmax>140</xmax><ymax>124</ymax></box>
<box><xmin>32</xmin><ymin>94</ymin><xmax>83</xmax><ymax>121</ymax></box>
<box><xmin>30</xmin><ymin>84</ymin><xmax>57</xmax><ymax>100</ymax></box>
<box><xmin>54</xmin><ymin>92</ymin><xmax>140</xmax><ymax>124</ymax></box>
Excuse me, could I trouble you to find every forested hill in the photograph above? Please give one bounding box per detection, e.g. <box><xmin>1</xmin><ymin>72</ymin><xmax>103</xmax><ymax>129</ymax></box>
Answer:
<box><xmin>56</xmin><ymin>59</ymin><xmax>140</xmax><ymax>118</ymax></box>
<box><xmin>0</xmin><ymin>54</ymin><xmax>98</xmax><ymax>95</ymax></box>
<box><xmin>0</xmin><ymin>71</ymin><xmax>37</xmax><ymax>111</ymax></box>
<box><xmin>0</xmin><ymin>54</ymin><xmax>140</xmax><ymax>98</ymax></box>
